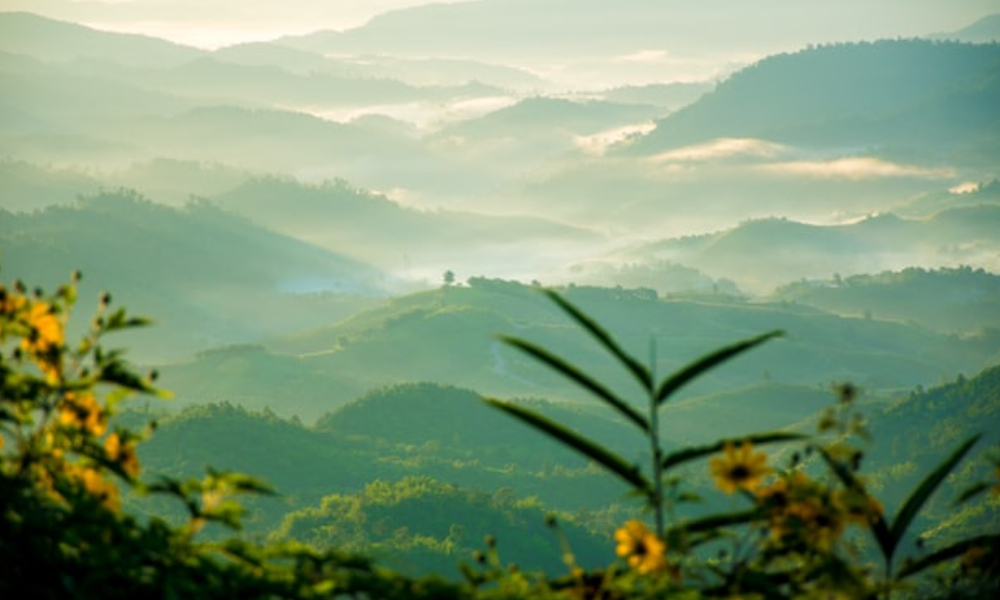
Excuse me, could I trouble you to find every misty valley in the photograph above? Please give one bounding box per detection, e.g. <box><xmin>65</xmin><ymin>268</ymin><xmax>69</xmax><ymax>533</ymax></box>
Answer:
<box><xmin>1</xmin><ymin>4</ymin><xmax>999</xmax><ymax>599</ymax></box>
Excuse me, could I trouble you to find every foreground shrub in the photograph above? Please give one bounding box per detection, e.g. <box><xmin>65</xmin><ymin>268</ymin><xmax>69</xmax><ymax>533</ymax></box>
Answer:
<box><xmin>0</xmin><ymin>270</ymin><xmax>463</xmax><ymax>599</ymax></box>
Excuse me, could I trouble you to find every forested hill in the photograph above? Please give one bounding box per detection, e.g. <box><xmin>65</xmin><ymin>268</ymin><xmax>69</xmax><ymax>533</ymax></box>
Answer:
<box><xmin>860</xmin><ymin>363</ymin><xmax>1000</xmax><ymax>548</ymax></box>
<box><xmin>158</xmin><ymin>278</ymin><xmax>1000</xmax><ymax>420</ymax></box>
<box><xmin>626</xmin><ymin>39</ymin><xmax>1000</xmax><ymax>160</ymax></box>
<box><xmin>0</xmin><ymin>191</ymin><xmax>387</xmax><ymax>360</ymax></box>
<box><xmin>869</xmin><ymin>363</ymin><xmax>1000</xmax><ymax>468</ymax></box>
<box><xmin>773</xmin><ymin>267</ymin><xmax>1000</xmax><ymax>333</ymax></box>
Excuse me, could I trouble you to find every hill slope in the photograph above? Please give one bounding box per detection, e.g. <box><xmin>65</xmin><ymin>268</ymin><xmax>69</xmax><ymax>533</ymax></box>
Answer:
<box><xmin>626</xmin><ymin>40</ymin><xmax>1000</xmax><ymax>162</ymax></box>
<box><xmin>0</xmin><ymin>191</ymin><xmax>387</xmax><ymax>360</ymax></box>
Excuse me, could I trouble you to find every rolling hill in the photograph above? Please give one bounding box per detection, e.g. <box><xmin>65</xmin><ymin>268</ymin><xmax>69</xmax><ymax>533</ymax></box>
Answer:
<box><xmin>0</xmin><ymin>190</ymin><xmax>388</xmax><ymax>361</ymax></box>
<box><xmin>209</xmin><ymin>176</ymin><xmax>601</xmax><ymax>275</ymax></box>
<box><xmin>772</xmin><ymin>267</ymin><xmax>1000</xmax><ymax>333</ymax></box>
<box><xmin>0</xmin><ymin>10</ymin><xmax>202</xmax><ymax>67</ymax></box>
<box><xmin>624</xmin><ymin>39</ymin><xmax>1000</xmax><ymax>163</ymax></box>
<box><xmin>154</xmin><ymin>280</ymin><xmax>1000</xmax><ymax>422</ymax></box>
<box><xmin>624</xmin><ymin>207</ymin><xmax>1000</xmax><ymax>293</ymax></box>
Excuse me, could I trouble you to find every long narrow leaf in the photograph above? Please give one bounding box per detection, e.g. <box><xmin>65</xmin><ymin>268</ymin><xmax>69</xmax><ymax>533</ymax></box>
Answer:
<box><xmin>484</xmin><ymin>399</ymin><xmax>653</xmax><ymax>494</ymax></box>
<box><xmin>656</xmin><ymin>330</ymin><xmax>783</xmax><ymax>405</ymax></box>
<box><xmin>954</xmin><ymin>482</ymin><xmax>990</xmax><ymax>506</ymax></box>
<box><xmin>896</xmin><ymin>534</ymin><xmax>999</xmax><ymax>579</ymax></box>
<box><xmin>660</xmin><ymin>432</ymin><xmax>807</xmax><ymax>472</ymax></box>
<box><xmin>887</xmin><ymin>434</ymin><xmax>981</xmax><ymax>561</ymax></box>
<box><xmin>817</xmin><ymin>447</ymin><xmax>893</xmax><ymax>560</ymax></box>
<box><xmin>669</xmin><ymin>508</ymin><xmax>762</xmax><ymax>536</ymax></box>
<box><xmin>500</xmin><ymin>335</ymin><xmax>649</xmax><ymax>432</ymax></box>
<box><xmin>544</xmin><ymin>290</ymin><xmax>652</xmax><ymax>390</ymax></box>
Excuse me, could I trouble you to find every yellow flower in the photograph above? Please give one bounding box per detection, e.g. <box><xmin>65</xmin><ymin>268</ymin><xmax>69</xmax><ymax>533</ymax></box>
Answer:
<box><xmin>757</xmin><ymin>473</ymin><xmax>845</xmax><ymax>550</ymax></box>
<box><xmin>59</xmin><ymin>392</ymin><xmax>107</xmax><ymax>436</ymax></box>
<box><xmin>78</xmin><ymin>467</ymin><xmax>120</xmax><ymax>511</ymax></box>
<box><xmin>710</xmin><ymin>441</ymin><xmax>772</xmax><ymax>494</ymax></box>
<box><xmin>62</xmin><ymin>463</ymin><xmax>121</xmax><ymax>511</ymax></box>
<box><xmin>17</xmin><ymin>300</ymin><xmax>64</xmax><ymax>381</ymax></box>
<box><xmin>104</xmin><ymin>432</ymin><xmax>140</xmax><ymax>478</ymax></box>
<box><xmin>21</xmin><ymin>301</ymin><xmax>64</xmax><ymax>354</ymax></box>
<box><xmin>0</xmin><ymin>285</ymin><xmax>27</xmax><ymax>316</ymax></box>
<box><xmin>614</xmin><ymin>520</ymin><xmax>669</xmax><ymax>575</ymax></box>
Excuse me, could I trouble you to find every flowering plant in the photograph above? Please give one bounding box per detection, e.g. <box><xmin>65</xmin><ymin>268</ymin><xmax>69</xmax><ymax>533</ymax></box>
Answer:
<box><xmin>483</xmin><ymin>290</ymin><xmax>1000</xmax><ymax>599</ymax></box>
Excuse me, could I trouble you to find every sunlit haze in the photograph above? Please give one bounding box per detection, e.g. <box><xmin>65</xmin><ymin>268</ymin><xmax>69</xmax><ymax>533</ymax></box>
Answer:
<box><xmin>0</xmin><ymin>0</ymin><xmax>480</xmax><ymax>47</ymax></box>
<box><xmin>0</xmin><ymin>0</ymin><xmax>995</xmax><ymax>51</ymax></box>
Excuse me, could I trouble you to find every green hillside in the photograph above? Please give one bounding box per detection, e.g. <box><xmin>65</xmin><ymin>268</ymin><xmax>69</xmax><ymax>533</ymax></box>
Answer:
<box><xmin>271</xmin><ymin>476</ymin><xmax>614</xmax><ymax>579</ymax></box>
<box><xmin>627</xmin><ymin>40</ymin><xmax>1000</xmax><ymax>163</ymax></box>
<box><xmin>315</xmin><ymin>382</ymin><xmax>641</xmax><ymax>468</ymax></box>
<box><xmin>857</xmin><ymin>364</ymin><xmax>1000</xmax><ymax>552</ymax></box>
<box><xmin>134</xmin><ymin>358</ymin><xmax>1000</xmax><ymax>580</ymax></box>
<box><xmin>0</xmin><ymin>191</ymin><xmax>386</xmax><ymax>361</ymax></box>
<box><xmin>773</xmin><ymin>267</ymin><xmax>1000</xmax><ymax>333</ymax></box>
<box><xmin>156</xmin><ymin>279</ymin><xmax>998</xmax><ymax>421</ymax></box>
<box><xmin>136</xmin><ymin>397</ymin><xmax>636</xmax><ymax>531</ymax></box>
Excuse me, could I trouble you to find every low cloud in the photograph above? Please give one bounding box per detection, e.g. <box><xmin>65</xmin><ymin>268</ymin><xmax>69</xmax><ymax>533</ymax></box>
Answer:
<box><xmin>758</xmin><ymin>157</ymin><xmax>954</xmax><ymax>180</ymax></box>
<box><xmin>618</xmin><ymin>49</ymin><xmax>672</xmax><ymax>63</ymax></box>
<box><xmin>575</xmin><ymin>122</ymin><xmax>657</xmax><ymax>156</ymax></box>
<box><xmin>650</xmin><ymin>138</ymin><xmax>787</xmax><ymax>162</ymax></box>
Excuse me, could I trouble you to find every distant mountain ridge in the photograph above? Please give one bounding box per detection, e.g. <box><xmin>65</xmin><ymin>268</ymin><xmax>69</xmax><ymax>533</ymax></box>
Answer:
<box><xmin>933</xmin><ymin>13</ymin><xmax>1000</xmax><ymax>43</ymax></box>
<box><xmin>0</xmin><ymin>11</ymin><xmax>202</xmax><ymax>67</ymax></box>
<box><xmin>278</xmin><ymin>0</ymin><xmax>996</xmax><ymax>66</ymax></box>
<box><xmin>629</xmin><ymin>206</ymin><xmax>1000</xmax><ymax>292</ymax></box>
<box><xmin>625</xmin><ymin>39</ymin><xmax>1000</xmax><ymax>158</ymax></box>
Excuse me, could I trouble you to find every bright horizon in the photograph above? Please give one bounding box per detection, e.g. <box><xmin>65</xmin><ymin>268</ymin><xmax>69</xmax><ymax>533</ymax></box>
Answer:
<box><xmin>0</xmin><ymin>0</ymin><xmax>480</xmax><ymax>48</ymax></box>
<box><xmin>0</xmin><ymin>0</ymin><xmax>996</xmax><ymax>50</ymax></box>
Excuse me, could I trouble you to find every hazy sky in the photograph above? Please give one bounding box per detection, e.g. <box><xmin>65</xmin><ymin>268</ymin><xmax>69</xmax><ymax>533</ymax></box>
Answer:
<box><xmin>1</xmin><ymin>0</ymin><xmax>997</xmax><ymax>49</ymax></box>
<box><xmin>0</xmin><ymin>0</ymin><xmax>479</xmax><ymax>46</ymax></box>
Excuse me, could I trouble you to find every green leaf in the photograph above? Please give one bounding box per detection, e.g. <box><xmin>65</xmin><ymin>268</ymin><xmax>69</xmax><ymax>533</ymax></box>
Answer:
<box><xmin>954</xmin><ymin>482</ymin><xmax>990</xmax><ymax>506</ymax></box>
<box><xmin>670</xmin><ymin>508</ymin><xmax>761</xmax><ymax>536</ymax></box>
<box><xmin>660</xmin><ymin>432</ymin><xmax>807</xmax><ymax>471</ymax></box>
<box><xmin>818</xmin><ymin>434</ymin><xmax>981</xmax><ymax>568</ymax></box>
<box><xmin>543</xmin><ymin>290</ymin><xmax>652</xmax><ymax>390</ymax></box>
<box><xmin>897</xmin><ymin>534</ymin><xmax>1000</xmax><ymax>579</ymax></box>
<box><xmin>887</xmin><ymin>434</ymin><xmax>981</xmax><ymax>562</ymax></box>
<box><xmin>484</xmin><ymin>398</ymin><xmax>653</xmax><ymax>495</ymax></box>
<box><xmin>656</xmin><ymin>330</ymin><xmax>783</xmax><ymax>405</ymax></box>
<box><xmin>103</xmin><ymin>308</ymin><xmax>151</xmax><ymax>332</ymax></box>
<box><xmin>817</xmin><ymin>447</ymin><xmax>893</xmax><ymax>560</ymax></box>
<box><xmin>500</xmin><ymin>335</ymin><xmax>649</xmax><ymax>432</ymax></box>
<box><xmin>99</xmin><ymin>361</ymin><xmax>156</xmax><ymax>393</ymax></box>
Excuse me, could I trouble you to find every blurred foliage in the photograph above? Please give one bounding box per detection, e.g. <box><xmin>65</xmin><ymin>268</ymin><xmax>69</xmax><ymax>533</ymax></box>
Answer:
<box><xmin>0</xmin><ymin>268</ymin><xmax>463</xmax><ymax>599</ymax></box>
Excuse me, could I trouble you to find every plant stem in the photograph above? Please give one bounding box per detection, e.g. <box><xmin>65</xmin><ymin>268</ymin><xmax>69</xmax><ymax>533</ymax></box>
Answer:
<box><xmin>649</xmin><ymin>337</ymin><xmax>665</xmax><ymax>538</ymax></box>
